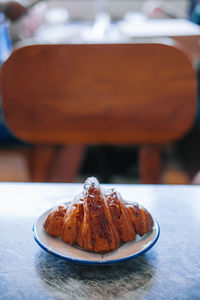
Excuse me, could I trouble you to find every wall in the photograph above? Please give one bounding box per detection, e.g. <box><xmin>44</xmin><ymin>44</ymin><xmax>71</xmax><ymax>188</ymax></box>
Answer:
<box><xmin>20</xmin><ymin>0</ymin><xmax>189</xmax><ymax>20</ymax></box>
<box><xmin>47</xmin><ymin>0</ymin><xmax>189</xmax><ymax>20</ymax></box>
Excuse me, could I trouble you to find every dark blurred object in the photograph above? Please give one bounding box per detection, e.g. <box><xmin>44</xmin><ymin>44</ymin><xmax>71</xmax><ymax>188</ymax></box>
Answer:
<box><xmin>175</xmin><ymin>1</ymin><xmax>200</xmax><ymax>184</ymax></box>
<box><xmin>5</xmin><ymin>1</ymin><xmax>26</xmax><ymax>21</ymax></box>
<box><xmin>0</xmin><ymin>1</ymin><xmax>26</xmax><ymax>21</ymax></box>
<box><xmin>80</xmin><ymin>145</ymin><xmax>138</xmax><ymax>183</ymax></box>
<box><xmin>189</xmin><ymin>0</ymin><xmax>200</xmax><ymax>24</ymax></box>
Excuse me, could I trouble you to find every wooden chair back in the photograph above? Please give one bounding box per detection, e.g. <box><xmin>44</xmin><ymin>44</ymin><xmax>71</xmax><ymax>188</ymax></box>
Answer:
<box><xmin>0</xmin><ymin>43</ymin><xmax>196</xmax><ymax>183</ymax></box>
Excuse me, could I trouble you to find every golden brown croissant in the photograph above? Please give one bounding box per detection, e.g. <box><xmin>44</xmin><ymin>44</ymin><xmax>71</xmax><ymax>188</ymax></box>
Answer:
<box><xmin>44</xmin><ymin>177</ymin><xmax>153</xmax><ymax>253</ymax></box>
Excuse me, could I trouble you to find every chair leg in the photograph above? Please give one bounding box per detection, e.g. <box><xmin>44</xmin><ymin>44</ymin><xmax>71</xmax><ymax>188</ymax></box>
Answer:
<box><xmin>50</xmin><ymin>145</ymin><xmax>86</xmax><ymax>182</ymax></box>
<box><xmin>139</xmin><ymin>145</ymin><xmax>161</xmax><ymax>184</ymax></box>
<box><xmin>28</xmin><ymin>146</ymin><xmax>57</xmax><ymax>182</ymax></box>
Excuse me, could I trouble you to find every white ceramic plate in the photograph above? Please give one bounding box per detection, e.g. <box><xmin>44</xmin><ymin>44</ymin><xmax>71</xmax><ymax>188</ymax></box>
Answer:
<box><xmin>33</xmin><ymin>206</ymin><xmax>160</xmax><ymax>265</ymax></box>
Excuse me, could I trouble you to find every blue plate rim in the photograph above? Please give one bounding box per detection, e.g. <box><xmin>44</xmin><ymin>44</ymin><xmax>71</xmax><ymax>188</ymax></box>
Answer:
<box><xmin>33</xmin><ymin>214</ymin><xmax>160</xmax><ymax>266</ymax></box>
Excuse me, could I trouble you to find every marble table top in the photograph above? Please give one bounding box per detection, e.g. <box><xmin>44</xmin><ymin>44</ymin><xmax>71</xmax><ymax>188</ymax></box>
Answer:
<box><xmin>0</xmin><ymin>182</ymin><xmax>200</xmax><ymax>299</ymax></box>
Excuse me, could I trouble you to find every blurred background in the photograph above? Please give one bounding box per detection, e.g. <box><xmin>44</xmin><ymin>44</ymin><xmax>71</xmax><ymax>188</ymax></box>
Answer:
<box><xmin>0</xmin><ymin>0</ymin><xmax>200</xmax><ymax>184</ymax></box>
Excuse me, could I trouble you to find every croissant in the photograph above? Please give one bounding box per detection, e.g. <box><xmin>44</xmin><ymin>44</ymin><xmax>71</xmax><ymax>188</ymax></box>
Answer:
<box><xmin>44</xmin><ymin>177</ymin><xmax>153</xmax><ymax>253</ymax></box>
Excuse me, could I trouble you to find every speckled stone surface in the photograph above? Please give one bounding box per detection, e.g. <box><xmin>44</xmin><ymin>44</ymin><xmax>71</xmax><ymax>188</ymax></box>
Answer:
<box><xmin>0</xmin><ymin>183</ymin><xmax>200</xmax><ymax>300</ymax></box>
